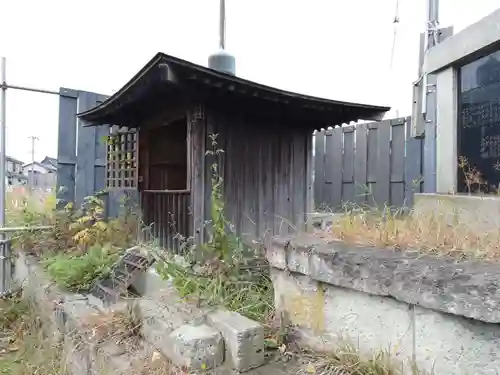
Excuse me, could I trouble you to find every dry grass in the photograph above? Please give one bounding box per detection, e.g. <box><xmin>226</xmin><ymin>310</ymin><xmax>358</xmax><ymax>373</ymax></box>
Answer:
<box><xmin>128</xmin><ymin>350</ymin><xmax>187</xmax><ymax>375</ymax></box>
<box><xmin>81</xmin><ymin>302</ymin><xmax>142</xmax><ymax>348</ymax></box>
<box><xmin>0</xmin><ymin>294</ymin><xmax>182</xmax><ymax>375</ymax></box>
<box><xmin>326</xmin><ymin>205</ymin><xmax>500</xmax><ymax>262</ymax></box>
<box><xmin>295</xmin><ymin>343</ymin><xmax>425</xmax><ymax>375</ymax></box>
<box><xmin>0</xmin><ymin>293</ymin><xmax>66</xmax><ymax>375</ymax></box>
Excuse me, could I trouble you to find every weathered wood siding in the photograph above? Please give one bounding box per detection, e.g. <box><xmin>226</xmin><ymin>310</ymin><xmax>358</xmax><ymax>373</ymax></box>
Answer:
<box><xmin>189</xmin><ymin>107</ymin><xmax>313</xmax><ymax>240</ymax></box>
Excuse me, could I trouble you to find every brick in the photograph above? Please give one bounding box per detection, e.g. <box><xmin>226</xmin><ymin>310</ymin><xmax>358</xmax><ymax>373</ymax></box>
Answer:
<box><xmin>207</xmin><ymin>309</ymin><xmax>264</xmax><ymax>372</ymax></box>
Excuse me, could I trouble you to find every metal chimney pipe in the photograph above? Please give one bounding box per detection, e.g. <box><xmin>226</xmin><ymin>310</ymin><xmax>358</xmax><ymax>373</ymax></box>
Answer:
<box><xmin>219</xmin><ymin>0</ymin><xmax>226</xmax><ymax>50</ymax></box>
<box><xmin>208</xmin><ymin>0</ymin><xmax>236</xmax><ymax>75</ymax></box>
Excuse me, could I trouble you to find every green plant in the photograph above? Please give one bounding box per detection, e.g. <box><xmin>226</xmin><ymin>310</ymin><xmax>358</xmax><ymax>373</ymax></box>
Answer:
<box><xmin>42</xmin><ymin>244</ymin><xmax>120</xmax><ymax>292</ymax></box>
<box><xmin>155</xmin><ymin>134</ymin><xmax>274</xmax><ymax>323</ymax></box>
<box><xmin>0</xmin><ymin>293</ymin><xmax>28</xmax><ymax>332</ymax></box>
<box><xmin>11</xmin><ymin>188</ymin><xmax>138</xmax><ymax>257</ymax></box>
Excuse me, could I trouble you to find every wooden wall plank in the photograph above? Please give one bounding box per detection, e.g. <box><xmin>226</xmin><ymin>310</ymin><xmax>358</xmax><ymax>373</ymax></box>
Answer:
<box><xmin>342</xmin><ymin>126</ymin><xmax>355</xmax><ymax>203</ymax></box>
<box><xmin>304</xmin><ymin>132</ymin><xmax>314</xmax><ymax>230</ymax></box>
<box><xmin>188</xmin><ymin>107</ymin><xmax>206</xmax><ymax>244</ymax></box>
<box><xmin>354</xmin><ymin>123</ymin><xmax>368</xmax><ymax>206</ymax></box>
<box><xmin>292</xmin><ymin>133</ymin><xmax>306</xmax><ymax>230</ymax></box>
<box><xmin>313</xmin><ymin>131</ymin><xmax>325</xmax><ymax>209</ymax></box>
<box><xmin>405</xmin><ymin>117</ymin><xmax>423</xmax><ymax>207</ymax></box>
<box><xmin>390</xmin><ymin>118</ymin><xmax>406</xmax><ymax>207</ymax></box>
<box><xmin>374</xmin><ymin>120</ymin><xmax>391</xmax><ymax>207</ymax></box>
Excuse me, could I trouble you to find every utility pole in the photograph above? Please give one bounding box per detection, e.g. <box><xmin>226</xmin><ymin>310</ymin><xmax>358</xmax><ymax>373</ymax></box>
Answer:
<box><xmin>28</xmin><ymin>135</ymin><xmax>39</xmax><ymax>191</ymax></box>
<box><xmin>422</xmin><ymin>0</ymin><xmax>439</xmax><ymax>116</ymax></box>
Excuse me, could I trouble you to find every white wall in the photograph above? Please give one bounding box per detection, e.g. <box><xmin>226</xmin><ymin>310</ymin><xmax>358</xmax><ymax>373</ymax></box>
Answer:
<box><xmin>22</xmin><ymin>163</ymin><xmax>49</xmax><ymax>175</ymax></box>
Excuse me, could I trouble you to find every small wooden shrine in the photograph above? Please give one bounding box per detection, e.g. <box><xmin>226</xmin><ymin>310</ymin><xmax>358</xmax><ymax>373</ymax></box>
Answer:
<box><xmin>78</xmin><ymin>53</ymin><xmax>389</xmax><ymax>249</ymax></box>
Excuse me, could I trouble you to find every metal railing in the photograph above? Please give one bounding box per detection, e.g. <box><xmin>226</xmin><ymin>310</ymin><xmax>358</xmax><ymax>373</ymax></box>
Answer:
<box><xmin>0</xmin><ymin>225</ymin><xmax>54</xmax><ymax>297</ymax></box>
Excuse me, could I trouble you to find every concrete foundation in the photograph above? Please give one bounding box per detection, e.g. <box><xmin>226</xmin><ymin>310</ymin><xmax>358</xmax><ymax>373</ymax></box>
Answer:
<box><xmin>268</xmin><ymin>234</ymin><xmax>500</xmax><ymax>375</ymax></box>
<box><xmin>13</xmin><ymin>252</ymin><xmax>269</xmax><ymax>374</ymax></box>
<box><xmin>414</xmin><ymin>193</ymin><xmax>500</xmax><ymax>233</ymax></box>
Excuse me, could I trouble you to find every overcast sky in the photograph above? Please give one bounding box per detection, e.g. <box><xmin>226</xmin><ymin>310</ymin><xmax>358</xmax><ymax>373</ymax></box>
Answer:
<box><xmin>0</xmin><ymin>0</ymin><xmax>499</xmax><ymax>163</ymax></box>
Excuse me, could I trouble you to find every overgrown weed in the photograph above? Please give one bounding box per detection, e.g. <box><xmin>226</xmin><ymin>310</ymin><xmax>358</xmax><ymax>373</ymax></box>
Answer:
<box><xmin>326</xmin><ymin>199</ymin><xmax>500</xmax><ymax>261</ymax></box>
<box><xmin>42</xmin><ymin>244</ymin><xmax>120</xmax><ymax>292</ymax></box>
<box><xmin>155</xmin><ymin>134</ymin><xmax>274</xmax><ymax>323</ymax></box>
<box><xmin>6</xmin><ymin>188</ymin><xmax>139</xmax><ymax>291</ymax></box>
<box><xmin>9</xmin><ymin>188</ymin><xmax>138</xmax><ymax>257</ymax></box>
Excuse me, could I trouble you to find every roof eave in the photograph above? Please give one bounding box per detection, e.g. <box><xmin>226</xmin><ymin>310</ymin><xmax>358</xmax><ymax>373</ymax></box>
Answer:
<box><xmin>78</xmin><ymin>52</ymin><xmax>390</xmax><ymax>127</ymax></box>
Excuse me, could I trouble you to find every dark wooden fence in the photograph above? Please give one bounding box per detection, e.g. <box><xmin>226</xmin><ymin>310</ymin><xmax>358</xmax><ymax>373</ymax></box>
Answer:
<box><xmin>56</xmin><ymin>88</ymin><xmax>137</xmax><ymax>217</ymax></box>
<box><xmin>314</xmin><ymin>117</ymin><xmax>424</xmax><ymax>211</ymax></box>
<box><xmin>141</xmin><ymin>190</ymin><xmax>191</xmax><ymax>252</ymax></box>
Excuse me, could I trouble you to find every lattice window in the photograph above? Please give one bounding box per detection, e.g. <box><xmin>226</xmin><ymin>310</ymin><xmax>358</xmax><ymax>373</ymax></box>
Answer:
<box><xmin>106</xmin><ymin>126</ymin><xmax>138</xmax><ymax>189</ymax></box>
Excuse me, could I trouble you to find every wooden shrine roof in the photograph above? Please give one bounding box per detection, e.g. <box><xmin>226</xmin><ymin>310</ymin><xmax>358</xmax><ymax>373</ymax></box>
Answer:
<box><xmin>78</xmin><ymin>52</ymin><xmax>390</xmax><ymax>128</ymax></box>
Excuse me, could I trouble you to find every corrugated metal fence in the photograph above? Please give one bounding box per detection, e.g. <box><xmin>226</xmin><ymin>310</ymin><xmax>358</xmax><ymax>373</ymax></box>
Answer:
<box><xmin>314</xmin><ymin>116</ymin><xmax>424</xmax><ymax>211</ymax></box>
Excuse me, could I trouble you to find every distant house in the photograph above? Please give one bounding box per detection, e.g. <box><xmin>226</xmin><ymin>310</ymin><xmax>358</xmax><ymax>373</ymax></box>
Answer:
<box><xmin>6</xmin><ymin>156</ymin><xmax>27</xmax><ymax>186</ymax></box>
<box><xmin>23</xmin><ymin>157</ymin><xmax>57</xmax><ymax>190</ymax></box>
<box><xmin>40</xmin><ymin>156</ymin><xmax>58</xmax><ymax>169</ymax></box>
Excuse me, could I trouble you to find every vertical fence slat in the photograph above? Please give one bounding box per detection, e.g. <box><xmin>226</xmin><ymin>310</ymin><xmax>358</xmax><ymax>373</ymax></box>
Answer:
<box><xmin>57</xmin><ymin>88</ymin><xmax>79</xmax><ymax>208</ymax></box>
<box><xmin>354</xmin><ymin>123</ymin><xmax>368</xmax><ymax>206</ymax></box>
<box><xmin>314</xmin><ymin>131</ymin><xmax>325</xmax><ymax>208</ymax></box>
<box><xmin>405</xmin><ymin>117</ymin><xmax>423</xmax><ymax>207</ymax></box>
<box><xmin>342</xmin><ymin>126</ymin><xmax>355</xmax><ymax>203</ymax></box>
<box><xmin>313</xmin><ymin>116</ymin><xmax>425</xmax><ymax>212</ymax></box>
<box><xmin>324</xmin><ymin>128</ymin><xmax>343</xmax><ymax>209</ymax></box>
<box><xmin>366</xmin><ymin>124</ymin><xmax>378</xmax><ymax>206</ymax></box>
<box><xmin>390</xmin><ymin>118</ymin><xmax>406</xmax><ymax>207</ymax></box>
<box><xmin>75</xmin><ymin>92</ymin><xmax>98</xmax><ymax>207</ymax></box>
<box><xmin>373</xmin><ymin>120</ymin><xmax>391</xmax><ymax>207</ymax></box>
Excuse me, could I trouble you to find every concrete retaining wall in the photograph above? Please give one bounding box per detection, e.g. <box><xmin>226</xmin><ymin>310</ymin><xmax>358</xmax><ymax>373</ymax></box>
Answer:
<box><xmin>267</xmin><ymin>234</ymin><xmax>500</xmax><ymax>375</ymax></box>
<box><xmin>13</xmin><ymin>253</ymin><xmax>268</xmax><ymax>374</ymax></box>
<box><xmin>414</xmin><ymin>193</ymin><xmax>500</xmax><ymax>233</ymax></box>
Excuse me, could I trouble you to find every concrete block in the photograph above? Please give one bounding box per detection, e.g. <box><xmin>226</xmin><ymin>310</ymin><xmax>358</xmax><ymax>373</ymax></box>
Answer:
<box><xmin>167</xmin><ymin>324</ymin><xmax>223</xmax><ymax>370</ymax></box>
<box><xmin>414</xmin><ymin>306</ymin><xmax>500</xmax><ymax>375</ymax></box>
<box><xmin>207</xmin><ymin>309</ymin><xmax>265</xmax><ymax>372</ymax></box>
<box><xmin>266</xmin><ymin>243</ymin><xmax>287</xmax><ymax>270</ymax></box>
<box><xmin>141</xmin><ymin>315</ymin><xmax>175</xmax><ymax>353</ymax></box>
<box><xmin>272</xmin><ymin>269</ymin><xmax>413</xmax><ymax>365</ymax></box>
<box><xmin>287</xmin><ymin>246</ymin><xmax>310</xmax><ymax>274</ymax></box>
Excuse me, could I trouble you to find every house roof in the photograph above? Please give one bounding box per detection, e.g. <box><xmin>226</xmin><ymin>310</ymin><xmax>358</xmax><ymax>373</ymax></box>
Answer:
<box><xmin>78</xmin><ymin>53</ymin><xmax>390</xmax><ymax>128</ymax></box>
<box><xmin>6</xmin><ymin>156</ymin><xmax>24</xmax><ymax>165</ymax></box>
<box><xmin>23</xmin><ymin>161</ymin><xmax>57</xmax><ymax>172</ymax></box>
<box><xmin>41</xmin><ymin>156</ymin><xmax>58</xmax><ymax>168</ymax></box>
<box><xmin>7</xmin><ymin>171</ymin><xmax>27</xmax><ymax>180</ymax></box>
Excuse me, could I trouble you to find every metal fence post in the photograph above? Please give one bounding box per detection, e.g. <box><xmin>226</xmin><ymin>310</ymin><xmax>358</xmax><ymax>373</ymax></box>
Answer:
<box><xmin>0</xmin><ymin>238</ymin><xmax>12</xmax><ymax>297</ymax></box>
<box><xmin>0</xmin><ymin>57</ymin><xmax>7</xmax><ymax>296</ymax></box>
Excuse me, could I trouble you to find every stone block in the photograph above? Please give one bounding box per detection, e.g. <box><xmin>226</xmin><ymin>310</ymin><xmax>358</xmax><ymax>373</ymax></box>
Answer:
<box><xmin>167</xmin><ymin>324</ymin><xmax>224</xmax><ymax>370</ymax></box>
<box><xmin>207</xmin><ymin>309</ymin><xmax>265</xmax><ymax>372</ymax></box>
<box><xmin>141</xmin><ymin>314</ymin><xmax>175</xmax><ymax>353</ymax></box>
<box><xmin>266</xmin><ymin>243</ymin><xmax>287</xmax><ymax>270</ymax></box>
<box><xmin>414</xmin><ymin>306</ymin><xmax>500</xmax><ymax>375</ymax></box>
<box><xmin>287</xmin><ymin>246</ymin><xmax>310</xmax><ymax>274</ymax></box>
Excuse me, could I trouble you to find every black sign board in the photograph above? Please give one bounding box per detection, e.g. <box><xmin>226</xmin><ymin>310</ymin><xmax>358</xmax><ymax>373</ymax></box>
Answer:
<box><xmin>458</xmin><ymin>50</ymin><xmax>500</xmax><ymax>193</ymax></box>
